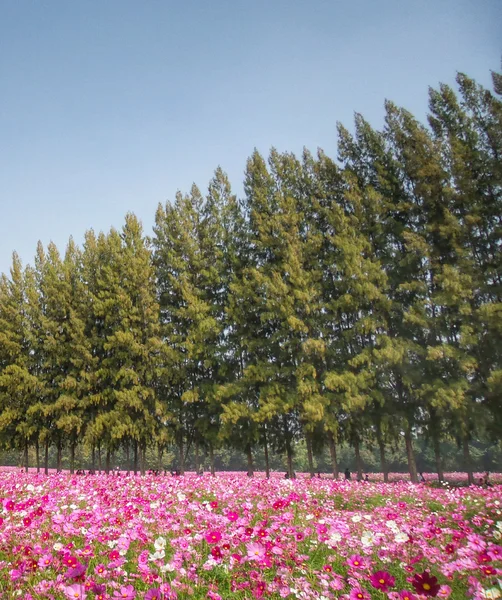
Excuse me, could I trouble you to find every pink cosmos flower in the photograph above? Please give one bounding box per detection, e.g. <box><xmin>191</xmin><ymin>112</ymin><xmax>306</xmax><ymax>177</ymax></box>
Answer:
<box><xmin>94</xmin><ymin>563</ymin><xmax>108</xmax><ymax>577</ymax></box>
<box><xmin>349</xmin><ymin>588</ymin><xmax>371</xmax><ymax>600</ymax></box>
<box><xmin>246</xmin><ymin>542</ymin><xmax>266</xmax><ymax>561</ymax></box>
<box><xmin>487</xmin><ymin>544</ymin><xmax>502</xmax><ymax>560</ymax></box>
<box><xmin>399</xmin><ymin>590</ymin><xmax>417</xmax><ymax>600</ymax></box>
<box><xmin>113</xmin><ymin>585</ymin><xmax>136</xmax><ymax>600</ymax></box>
<box><xmin>65</xmin><ymin>561</ymin><xmax>86</xmax><ymax>580</ymax></box>
<box><xmin>38</xmin><ymin>554</ymin><xmax>52</xmax><ymax>569</ymax></box>
<box><xmin>347</xmin><ymin>554</ymin><xmax>366</xmax><ymax>569</ymax></box>
<box><xmin>145</xmin><ymin>589</ymin><xmax>162</xmax><ymax>600</ymax></box>
<box><xmin>9</xmin><ymin>568</ymin><xmax>23</xmax><ymax>581</ymax></box>
<box><xmin>437</xmin><ymin>585</ymin><xmax>452</xmax><ymax>598</ymax></box>
<box><xmin>64</xmin><ymin>584</ymin><xmax>87</xmax><ymax>600</ymax></box>
<box><xmin>226</xmin><ymin>511</ymin><xmax>239</xmax><ymax>521</ymax></box>
<box><xmin>370</xmin><ymin>570</ymin><xmax>395</xmax><ymax>592</ymax></box>
<box><xmin>205</xmin><ymin>530</ymin><xmax>222</xmax><ymax>544</ymax></box>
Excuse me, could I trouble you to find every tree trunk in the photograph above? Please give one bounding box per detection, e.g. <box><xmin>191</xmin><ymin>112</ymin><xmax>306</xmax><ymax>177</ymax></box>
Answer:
<box><xmin>328</xmin><ymin>432</ymin><xmax>338</xmax><ymax>479</ymax></box>
<box><xmin>246</xmin><ymin>444</ymin><xmax>254</xmax><ymax>477</ymax></box>
<box><xmin>432</xmin><ymin>430</ymin><xmax>444</xmax><ymax>482</ymax></box>
<box><xmin>404</xmin><ymin>425</ymin><xmax>418</xmax><ymax>483</ymax></box>
<box><xmin>56</xmin><ymin>442</ymin><xmax>62</xmax><ymax>472</ymax></box>
<box><xmin>286</xmin><ymin>437</ymin><xmax>295</xmax><ymax>479</ymax></box>
<box><xmin>140</xmin><ymin>444</ymin><xmax>146</xmax><ymax>475</ymax></box>
<box><xmin>306</xmin><ymin>433</ymin><xmax>315</xmax><ymax>478</ymax></box>
<box><xmin>209</xmin><ymin>443</ymin><xmax>215</xmax><ymax>476</ymax></box>
<box><xmin>157</xmin><ymin>444</ymin><xmax>163</xmax><ymax>472</ymax></box>
<box><xmin>35</xmin><ymin>439</ymin><xmax>40</xmax><ymax>474</ymax></box>
<box><xmin>44</xmin><ymin>441</ymin><xmax>49</xmax><ymax>475</ymax></box>
<box><xmin>463</xmin><ymin>437</ymin><xmax>474</xmax><ymax>485</ymax></box>
<box><xmin>178</xmin><ymin>435</ymin><xmax>185</xmax><ymax>475</ymax></box>
<box><xmin>125</xmin><ymin>443</ymin><xmax>130</xmax><ymax>475</ymax></box>
<box><xmin>133</xmin><ymin>441</ymin><xmax>138</xmax><ymax>475</ymax></box>
<box><xmin>97</xmin><ymin>443</ymin><xmax>102</xmax><ymax>474</ymax></box>
<box><xmin>105</xmin><ymin>449</ymin><xmax>111</xmax><ymax>475</ymax></box>
<box><xmin>70</xmin><ymin>443</ymin><xmax>75</xmax><ymax>474</ymax></box>
<box><xmin>263</xmin><ymin>433</ymin><xmax>270</xmax><ymax>479</ymax></box>
<box><xmin>376</xmin><ymin>423</ymin><xmax>388</xmax><ymax>483</ymax></box>
<box><xmin>354</xmin><ymin>437</ymin><xmax>363</xmax><ymax>481</ymax></box>
<box><xmin>195</xmin><ymin>436</ymin><xmax>200</xmax><ymax>474</ymax></box>
<box><xmin>91</xmin><ymin>446</ymin><xmax>96</xmax><ymax>472</ymax></box>
<box><xmin>24</xmin><ymin>441</ymin><xmax>29</xmax><ymax>473</ymax></box>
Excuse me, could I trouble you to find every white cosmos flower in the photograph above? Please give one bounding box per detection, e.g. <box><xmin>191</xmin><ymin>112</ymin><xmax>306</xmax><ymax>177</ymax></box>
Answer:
<box><xmin>386</xmin><ymin>520</ymin><xmax>399</xmax><ymax>532</ymax></box>
<box><xmin>361</xmin><ymin>531</ymin><xmax>376</xmax><ymax>547</ymax></box>
<box><xmin>328</xmin><ymin>532</ymin><xmax>342</xmax><ymax>546</ymax></box>
<box><xmin>149</xmin><ymin>549</ymin><xmax>165</xmax><ymax>561</ymax></box>
<box><xmin>154</xmin><ymin>536</ymin><xmax>167</xmax><ymax>551</ymax></box>
<box><xmin>351</xmin><ymin>515</ymin><xmax>362</xmax><ymax>523</ymax></box>
<box><xmin>394</xmin><ymin>532</ymin><xmax>409</xmax><ymax>543</ymax></box>
<box><xmin>482</xmin><ymin>588</ymin><xmax>501</xmax><ymax>600</ymax></box>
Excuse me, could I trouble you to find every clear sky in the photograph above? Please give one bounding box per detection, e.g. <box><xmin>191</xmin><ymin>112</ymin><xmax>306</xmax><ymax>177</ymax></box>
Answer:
<box><xmin>1</xmin><ymin>0</ymin><xmax>500</xmax><ymax>276</ymax></box>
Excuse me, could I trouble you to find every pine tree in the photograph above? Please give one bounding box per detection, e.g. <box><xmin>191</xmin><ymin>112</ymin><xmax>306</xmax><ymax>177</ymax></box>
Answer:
<box><xmin>226</xmin><ymin>150</ymin><xmax>327</xmax><ymax>477</ymax></box>
<box><xmin>48</xmin><ymin>239</ymin><xmax>91</xmax><ymax>473</ymax></box>
<box><xmin>154</xmin><ymin>184</ymin><xmax>226</xmax><ymax>473</ymax></box>
<box><xmin>0</xmin><ymin>254</ymin><xmax>39</xmax><ymax>468</ymax></box>
<box><xmin>428</xmin><ymin>73</ymin><xmax>502</xmax><ymax>462</ymax></box>
<box><xmin>86</xmin><ymin>217</ymin><xmax>160</xmax><ymax>474</ymax></box>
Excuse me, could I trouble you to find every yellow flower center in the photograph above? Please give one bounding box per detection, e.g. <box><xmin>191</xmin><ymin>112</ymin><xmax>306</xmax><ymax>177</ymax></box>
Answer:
<box><xmin>379</xmin><ymin>579</ymin><xmax>385</xmax><ymax>584</ymax></box>
<box><xmin>423</xmin><ymin>584</ymin><xmax>431</xmax><ymax>591</ymax></box>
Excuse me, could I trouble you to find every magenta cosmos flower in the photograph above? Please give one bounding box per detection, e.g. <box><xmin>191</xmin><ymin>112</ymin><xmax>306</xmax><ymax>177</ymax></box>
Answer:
<box><xmin>349</xmin><ymin>588</ymin><xmax>371</xmax><ymax>600</ymax></box>
<box><xmin>412</xmin><ymin>572</ymin><xmax>440</xmax><ymax>597</ymax></box>
<box><xmin>205</xmin><ymin>530</ymin><xmax>222</xmax><ymax>544</ymax></box>
<box><xmin>370</xmin><ymin>570</ymin><xmax>396</xmax><ymax>592</ymax></box>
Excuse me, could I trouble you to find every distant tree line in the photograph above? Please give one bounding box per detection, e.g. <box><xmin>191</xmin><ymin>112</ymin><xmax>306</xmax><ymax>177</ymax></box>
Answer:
<box><xmin>0</xmin><ymin>71</ymin><xmax>501</xmax><ymax>483</ymax></box>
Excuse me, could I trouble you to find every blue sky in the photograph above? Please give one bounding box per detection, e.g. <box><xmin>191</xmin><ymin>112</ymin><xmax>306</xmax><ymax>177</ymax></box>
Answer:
<box><xmin>1</xmin><ymin>0</ymin><xmax>500</xmax><ymax>276</ymax></box>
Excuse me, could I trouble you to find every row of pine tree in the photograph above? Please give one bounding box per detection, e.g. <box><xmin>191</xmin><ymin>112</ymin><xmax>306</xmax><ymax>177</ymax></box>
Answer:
<box><xmin>0</xmin><ymin>71</ymin><xmax>501</xmax><ymax>483</ymax></box>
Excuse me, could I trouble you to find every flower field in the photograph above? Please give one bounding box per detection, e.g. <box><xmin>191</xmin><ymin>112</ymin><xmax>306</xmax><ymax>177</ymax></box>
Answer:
<box><xmin>0</xmin><ymin>471</ymin><xmax>501</xmax><ymax>600</ymax></box>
